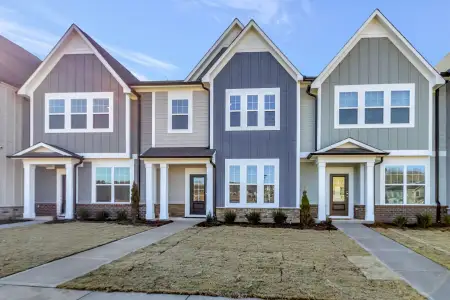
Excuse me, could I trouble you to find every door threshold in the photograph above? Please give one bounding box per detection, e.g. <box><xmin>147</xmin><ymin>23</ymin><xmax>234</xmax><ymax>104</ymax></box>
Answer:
<box><xmin>185</xmin><ymin>215</ymin><xmax>206</xmax><ymax>218</ymax></box>
<box><xmin>329</xmin><ymin>216</ymin><xmax>352</xmax><ymax>219</ymax></box>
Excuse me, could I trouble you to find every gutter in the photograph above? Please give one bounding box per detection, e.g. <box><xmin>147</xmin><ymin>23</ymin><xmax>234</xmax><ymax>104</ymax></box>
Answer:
<box><xmin>435</xmin><ymin>86</ymin><xmax>442</xmax><ymax>223</ymax></box>
<box><xmin>73</xmin><ymin>157</ymin><xmax>84</xmax><ymax>219</ymax></box>
<box><xmin>131</xmin><ymin>89</ymin><xmax>142</xmax><ymax>198</ymax></box>
<box><xmin>306</xmin><ymin>85</ymin><xmax>318</xmax><ymax>151</ymax></box>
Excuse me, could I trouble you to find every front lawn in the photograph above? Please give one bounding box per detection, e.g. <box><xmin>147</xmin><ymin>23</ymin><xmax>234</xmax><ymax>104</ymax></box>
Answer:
<box><xmin>61</xmin><ymin>227</ymin><xmax>423</xmax><ymax>300</ymax></box>
<box><xmin>0</xmin><ymin>222</ymin><xmax>150</xmax><ymax>278</ymax></box>
<box><xmin>373</xmin><ymin>227</ymin><xmax>450</xmax><ymax>269</ymax></box>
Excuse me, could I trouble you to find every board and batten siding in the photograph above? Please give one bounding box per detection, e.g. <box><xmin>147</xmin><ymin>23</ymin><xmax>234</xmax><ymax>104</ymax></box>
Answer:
<box><xmin>33</xmin><ymin>54</ymin><xmax>127</xmax><ymax>153</ymax></box>
<box><xmin>320</xmin><ymin>37</ymin><xmax>429</xmax><ymax>150</ymax></box>
<box><xmin>0</xmin><ymin>84</ymin><xmax>27</xmax><ymax>208</ymax></box>
<box><xmin>154</xmin><ymin>90</ymin><xmax>208</xmax><ymax>147</ymax></box>
<box><xmin>213</xmin><ymin>52</ymin><xmax>297</xmax><ymax>208</ymax></box>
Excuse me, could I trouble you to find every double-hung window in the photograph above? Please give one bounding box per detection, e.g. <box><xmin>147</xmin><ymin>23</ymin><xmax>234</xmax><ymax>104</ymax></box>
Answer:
<box><xmin>382</xmin><ymin>158</ymin><xmax>428</xmax><ymax>205</ymax></box>
<box><xmin>94</xmin><ymin>163</ymin><xmax>133</xmax><ymax>203</ymax></box>
<box><xmin>168</xmin><ymin>90</ymin><xmax>192</xmax><ymax>133</ymax></box>
<box><xmin>45</xmin><ymin>92</ymin><xmax>113</xmax><ymax>133</ymax></box>
<box><xmin>226</xmin><ymin>88</ymin><xmax>280</xmax><ymax>131</ymax></box>
<box><xmin>225</xmin><ymin>159</ymin><xmax>279</xmax><ymax>207</ymax></box>
<box><xmin>334</xmin><ymin>84</ymin><xmax>415</xmax><ymax>128</ymax></box>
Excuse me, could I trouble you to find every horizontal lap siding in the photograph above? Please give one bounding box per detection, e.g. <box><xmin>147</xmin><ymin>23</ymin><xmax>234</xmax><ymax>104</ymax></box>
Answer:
<box><xmin>214</xmin><ymin>52</ymin><xmax>297</xmax><ymax>207</ymax></box>
<box><xmin>300</xmin><ymin>88</ymin><xmax>316</xmax><ymax>152</ymax></box>
<box><xmin>320</xmin><ymin>37</ymin><xmax>429</xmax><ymax>150</ymax></box>
<box><xmin>35</xmin><ymin>167</ymin><xmax>56</xmax><ymax>203</ymax></box>
<box><xmin>33</xmin><ymin>54</ymin><xmax>126</xmax><ymax>153</ymax></box>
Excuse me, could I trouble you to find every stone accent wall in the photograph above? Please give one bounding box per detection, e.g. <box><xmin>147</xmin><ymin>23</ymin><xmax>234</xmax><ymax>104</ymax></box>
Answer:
<box><xmin>0</xmin><ymin>206</ymin><xmax>23</xmax><ymax>219</ymax></box>
<box><xmin>36</xmin><ymin>203</ymin><xmax>57</xmax><ymax>216</ymax></box>
<box><xmin>75</xmin><ymin>204</ymin><xmax>185</xmax><ymax>219</ymax></box>
<box><xmin>216</xmin><ymin>208</ymin><xmax>300</xmax><ymax>223</ymax></box>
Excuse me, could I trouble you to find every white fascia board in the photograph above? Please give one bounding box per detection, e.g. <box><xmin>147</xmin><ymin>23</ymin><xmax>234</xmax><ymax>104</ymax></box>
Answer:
<box><xmin>202</xmin><ymin>20</ymin><xmax>303</xmax><ymax>83</ymax></box>
<box><xmin>311</xmin><ymin>9</ymin><xmax>444</xmax><ymax>89</ymax></box>
<box><xmin>13</xmin><ymin>142</ymin><xmax>71</xmax><ymax>157</ymax></box>
<box><xmin>315</xmin><ymin>138</ymin><xmax>384</xmax><ymax>154</ymax></box>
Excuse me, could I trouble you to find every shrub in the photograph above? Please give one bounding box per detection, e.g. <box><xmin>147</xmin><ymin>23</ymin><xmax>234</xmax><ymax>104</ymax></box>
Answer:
<box><xmin>416</xmin><ymin>212</ymin><xmax>432</xmax><ymax>229</ymax></box>
<box><xmin>393</xmin><ymin>215</ymin><xmax>408</xmax><ymax>228</ymax></box>
<box><xmin>78</xmin><ymin>208</ymin><xmax>90</xmax><ymax>220</ymax></box>
<box><xmin>300</xmin><ymin>191</ymin><xmax>314</xmax><ymax>228</ymax></box>
<box><xmin>131</xmin><ymin>182</ymin><xmax>140</xmax><ymax>223</ymax></box>
<box><xmin>224</xmin><ymin>210</ymin><xmax>237</xmax><ymax>224</ymax></box>
<box><xmin>206</xmin><ymin>212</ymin><xmax>216</xmax><ymax>223</ymax></box>
<box><xmin>116</xmin><ymin>210</ymin><xmax>128</xmax><ymax>221</ymax></box>
<box><xmin>245</xmin><ymin>211</ymin><xmax>261</xmax><ymax>225</ymax></box>
<box><xmin>443</xmin><ymin>215</ymin><xmax>450</xmax><ymax>226</ymax></box>
<box><xmin>324</xmin><ymin>216</ymin><xmax>333</xmax><ymax>230</ymax></box>
<box><xmin>95</xmin><ymin>210</ymin><xmax>110</xmax><ymax>221</ymax></box>
<box><xmin>272</xmin><ymin>209</ymin><xmax>287</xmax><ymax>225</ymax></box>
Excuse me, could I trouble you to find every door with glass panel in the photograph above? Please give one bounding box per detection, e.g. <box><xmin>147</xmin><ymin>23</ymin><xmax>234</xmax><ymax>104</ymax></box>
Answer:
<box><xmin>330</xmin><ymin>174</ymin><xmax>349</xmax><ymax>216</ymax></box>
<box><xmin>190</xmin><ymin>174</ymin><xmax>206</xmax><ymax>215</ymax></box>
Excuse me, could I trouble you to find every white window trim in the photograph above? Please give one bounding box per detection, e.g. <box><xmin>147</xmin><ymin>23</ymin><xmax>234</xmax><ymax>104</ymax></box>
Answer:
<box><xmin>380</xmin><ymin>157</ymin><xmax>430</xmax><ymax>205</ymax></box>
<box><xmin>91</xmin><ymin>160</ymin><xmax>134</xmax><ymax>204</ymax></box>
<box><xmin>224</xmin><ymin>158</ymin><xmax>279</xmax><ymax>208</ymax></box>
<box><xmin>334</xmin><ymin>83</ymin><xmax>415</xmax><ymax>129</ymax></box>
<box><xmin>167</xmin><ymin>90</ymin><xmax>193</xmax><ymax>133</ymax></box>
<box><xmin>45</xmin><ymin>92</ymin><xmax>114</xmax><ymax>133</ymax></box>
<box><xmin>225</xmin><ymin>88</ymin><xmax>280</xmax><ymax>131</ymax></box>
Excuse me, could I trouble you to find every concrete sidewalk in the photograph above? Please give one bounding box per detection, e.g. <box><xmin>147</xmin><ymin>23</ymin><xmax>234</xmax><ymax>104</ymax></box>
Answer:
<box><xmin>336</xmin><ymin>222</ymin><xmax>450</xmax><ymax>300</ymax></box>
<box><xmin>0</xmin><ymin>286</ymin><xmax>259</xmax><ymax>300</ymax></box>
<box><xmin>0</xmin><ymin>218</ymin><xmax>202</xmax><ymax>288</ymax></box>
<box><xmin>0</xmin><ymin>217</ymin><xmax>51</xmax><ymax>230</ymax></box>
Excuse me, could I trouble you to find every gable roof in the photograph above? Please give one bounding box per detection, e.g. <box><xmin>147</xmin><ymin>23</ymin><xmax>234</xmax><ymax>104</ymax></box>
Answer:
<box><xmin>185</xmin><ymin>19</ymin><xmax>244</xmax><ymax>82</ymax></box>
<box><xmin>202</xmin><ymin>20</ymin><xmax>303</xmax><ymax>82</ymax></box>
<box><xmin>435</xmin><ymin>52</ymin><xmax>450</xmax><ymax>73</ymax></box>
<box><xmin>308</xmin><ymin>138</ymin><xmax>388</xmax><ymax>158</ymax></box>
<box><xmin>0</xmin><ymin>35</ymin><xmax>41</xmax><ymax>88</ymax></box>
<box><xmin>18</xmin><ymin>24</ymin><xmax>137</xmax><ymax>96</ymax></box>
<box><xmin>311</xmin><ymin>9</ymin><xmax>444</xmax><ymax>88</ymax></box>
<box><xmin>9</xmin><ymin>142</ymin><xmax>83</xmax><ymax>159</ymax></box>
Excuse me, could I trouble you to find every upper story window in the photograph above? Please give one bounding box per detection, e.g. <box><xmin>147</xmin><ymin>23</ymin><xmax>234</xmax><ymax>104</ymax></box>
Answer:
<box><xmin>168</xmin><ymin>90</ymin><xmax>192</xmax><ymax>133</ymax></box>
<box><xmin>45</xmin><ymin>92</ymin><xmax>114</xmax><ymax>133</ymax></box>
<box><xmin>334</xmin><ymin>84</ymin><xmax>415</xmax><ymax>129</ymax></box>
<box><xmin>225</xmin><ymin>88</ymin><xmax>280</xmax><ymax>131</ymax></box>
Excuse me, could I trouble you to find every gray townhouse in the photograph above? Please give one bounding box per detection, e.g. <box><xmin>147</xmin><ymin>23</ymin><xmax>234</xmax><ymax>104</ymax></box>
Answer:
<box><xmin>2</xmin><ymin>9</ymin><xmax>449</xmax><ymax>222</ymax></box>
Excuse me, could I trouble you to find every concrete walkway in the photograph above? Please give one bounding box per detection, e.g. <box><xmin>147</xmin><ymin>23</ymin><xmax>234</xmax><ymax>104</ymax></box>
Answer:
<box><xmin>336</xmin><ymin>222</ymin><xmax>450</xmax><ymax>300</ymax></box>
<box><xmin>0</xmin><ymin>217</ymin><xmax>51</xmax><ymax>229</ymax></box>
<box><xmin>0</xmin><ymin>218</ymin><xmax>202</xmax><ymax>288</ymax></box>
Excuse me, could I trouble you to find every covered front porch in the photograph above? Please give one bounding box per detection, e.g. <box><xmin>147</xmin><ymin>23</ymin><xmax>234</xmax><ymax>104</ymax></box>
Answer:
<box><xmin>140</xmin><ymin>147</ymin><xmax>215</xmax><ymax>220</ymax></box>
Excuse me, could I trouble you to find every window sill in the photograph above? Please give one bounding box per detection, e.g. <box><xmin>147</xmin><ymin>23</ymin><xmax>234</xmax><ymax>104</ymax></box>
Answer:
<box><xmin>225</xmin><ymin>126</ymin><xmax>280</xmax><ymax>132</ymax></box>
<box><xmin>45</xmin><ymin>128</ymin><xmax>114</xmax><ymax>134</ymax></box>
<box><xmin>90</xmin><ymin>202</ymin><xmax>132</xmax><ymax>205</ymax></box>
<box><xmin>167</xmin><ymin>129</ymin><xmax>193</xmax><ymax>134</ymax></box>
<box><xmin>225</xmin><ymin>203</ymin><xmax>279</xmax><ymax>208</ymax></box>
<box><xmin>335</xmin><ymin>123</ymin><xmax>414</xmax><ymax>129</ymax></box>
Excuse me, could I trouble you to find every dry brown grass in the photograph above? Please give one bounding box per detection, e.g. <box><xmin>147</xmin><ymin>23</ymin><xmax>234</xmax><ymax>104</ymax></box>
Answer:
<box><xmin>0</xmin><ymin>222</ymin><xmax>149</xmax><ymax>278</ymax></box>
<box><xmin>61</xmin><ymin>227</ymin><xmax>423</xmax><ymax>300</ymax></box>
<box><xmin>374</xmin><ymin>227</ymin><xmax>450</xmax><ymax>269</ymax></box>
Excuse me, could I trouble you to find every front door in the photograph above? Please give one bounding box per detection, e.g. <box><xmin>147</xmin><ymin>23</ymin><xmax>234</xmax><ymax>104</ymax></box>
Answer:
<box><xmin>61</xmin><ymin>175</ymin><xmax>66</xmax><ymax>215</ymax></box>
<box><xmin>330</xmin><ymin>174</ymin><xmax>349</xmax><ymax>216</ymax></box>
<box><xmin>190</xmin><ymin>174</ymin><xmax>206</xmax><ymax>215</ymax></box>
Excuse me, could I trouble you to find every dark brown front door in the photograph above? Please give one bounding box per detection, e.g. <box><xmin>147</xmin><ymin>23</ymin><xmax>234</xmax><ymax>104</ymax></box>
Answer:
<box><xmin>190</xmin><ymin>174</ymin><xmax>206</xmax><ymax>215</ymax></box>
<box><xmin>61</xmin><ymin>175</ymin><xmax>66</xmax><ymax>214</ymax></box>
<box><xmin>330</xmin><ymin>174</ymin><xmax>349</xmax><ymax>216</ymax></box>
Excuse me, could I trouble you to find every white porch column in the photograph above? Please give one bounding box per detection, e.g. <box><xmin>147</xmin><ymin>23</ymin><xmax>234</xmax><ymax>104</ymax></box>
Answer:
<box><xmin>360</xmin><ymin>163</ymin><xmax>365</xmax><ymax>205</ymax></box>
<box><xmin>145</xmin><ymin>162</ymin><xmax>155</xmax><ymax>220</ymax></box>
<box><xmin>23</xmin><ymin>164</ymin><xmax>36</xmax><ymax>219</ymax></box>
<box><xmin>65</xmin><ymin>163</ymin><xmax>74</xmax><ymax>219</ymax></box>
<box><xmin>365</xmin><ymin>162</ymin><xmax>375</xmax><ymax>222</ymax></box>
<box><xmin>159</xmin><ymin>163</ymin><xmax>169</xmax><ymax>220</ymax></box>
<box><xmin>206</xmin><ymin>163</ymin><xmax>214</xmax><ymax>217</ymax></box>
<box><xmin>317</xmin><ymin>161</ymin><xmax>327</xmax><ymax>221</ymax></box>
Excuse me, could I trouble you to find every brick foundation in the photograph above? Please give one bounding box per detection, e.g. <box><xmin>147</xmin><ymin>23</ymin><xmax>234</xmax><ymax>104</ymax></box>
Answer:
<box><xmin>154</xmin><ymin>204</ymin><xmax>185</xmax><ymax>217</ymax></box>
<box><xmin>216</xmin><ymin>208</ymin><xmax>301</xmax><ymax>223</ymax></box>
<box><xmin>36</xmin><ymin>203</ymin><xmax>57</xmax><ymax>216</ymax></box>
<box><xmin>0</xmin><ymin>206</ymin><xmax>23</xmax><ymax>219</ymax></box>
<box><xmin>353</xmin><ymin>205</ymin><xmax>447</xmax><ymax>223</ymax></box>
<box><xmin>354</xmin><ymin>205</ymin><xmax>365</xmax><ymax>220</ymax></box>
<box><xmin>75</xmin><ymin>204</ymin><xmax>185</xmax><ymax>219</ymax></box>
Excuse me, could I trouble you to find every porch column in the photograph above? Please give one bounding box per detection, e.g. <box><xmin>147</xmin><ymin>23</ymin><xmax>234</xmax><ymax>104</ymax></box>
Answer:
<box><xmin>317</xmin><ymin>161</ymin><xmax>326</xmax><ymax>221</ymax></box>
<box><xmin>360</xmin><ymin>163</ymin><xmax>365</xmax><ymax>205</ymax></box>
<box><xmin>365</xmin><ymin>162</ymin><xmax>375</xmax><ymax>222</ymax></box>
<box><xmin>65</xmin><ymin>163</ymin><xmax>74</xmax><ymax>219</ymax></box>
<box><xmin>145</xmin><ymin>162</ymin><xmax>155</xmax><ymax>220</ymax></box>
<box><xmin>23</xmin><ymin>164</ymin><xmax>36</xmax><ymax>219</ymax></box>
<box><xmin>159</xmin><ymin>163</ymin><xmax>169</xmax><ymax>220</ymax></box>
<box><xmin>206</xmin><ymin>163</ymin><xmax>214</xmax><ymax>217</ymax></box>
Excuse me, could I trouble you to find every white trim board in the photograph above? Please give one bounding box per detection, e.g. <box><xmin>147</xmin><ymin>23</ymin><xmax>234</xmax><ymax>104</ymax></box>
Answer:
<box><xmin>167</xmin><ymin>90</ymin><xmax>193</xmax><ymax>134</ymax></box>
<box><xmin>315</xmin><ymin>138</ymin><xmax>384</xmax><ymax>154</ymax></box>
<box><xmin>56</xmin><ymin>168</ymin><xmax>66</xmax><ymax>216</ymax></box>
<box><xmin>184</xmin><ymin>167</ymin><xmax>207</xmax><ymax>217</ymax></box>
<box><xmin>13</xmin><ymin>142</ymin><xmax>71</xmax><ymax>157</ymax></box>
<box><xmin>311</xmin><ymin>9</ymin><xmax>444</xmax><ymax>88</ymax></box>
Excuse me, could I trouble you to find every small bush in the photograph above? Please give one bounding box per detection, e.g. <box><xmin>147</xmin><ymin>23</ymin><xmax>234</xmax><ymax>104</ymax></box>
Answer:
<box><xmin>116</xmin><ymin>210</ymin><xmax>128</xmax><ymax>221</ymax></box>
<box><xmin>324</xmin><ymin>216</ymin><xmax>333</xmax><ymax>230</ymax></box>
<box><xmin>416</xmin><ymin>212</ymin><xmax>432</xmax><ymax>229</ymax></box>
<box><xmin>443</xmin><ymin>215</ymin><xmax>450</xmax><ymax>226</ymax></box>
<box><xmin>95</xmin><ymin>210</ymin><xmax>110</xmax><ymax>221</ymax></box>
<box><xmin>131</xmin><ymin>182</ymin><xmax>140</xmax><ymax>223</ymax></box>
<box><xmin>78</xmin><ymin>208</ymin><xmax>90</xmax><ymax>220</ymax></box>
<box><xmin>245</xmin><ymin>211</ymin><xmax>261</xmax><ymax>225</ymax></box>
<box><xmin>272</xmin><ymin>209</ymin><xmax>287</xmax><ymax>225</ymax></box>
<box><xmin>224</xmin><ymin>210</ymin><xmax>237</xmax><ymax>224</ymax></box>
<box><xmin>393</xmin><ymin>215</ymin><xmax>408</xmax><ymax>228</ymax></box>
<box><xmin>300</xmin><ymin>191</ymin><xmax>314</xmax><ymax>228</ymax></box>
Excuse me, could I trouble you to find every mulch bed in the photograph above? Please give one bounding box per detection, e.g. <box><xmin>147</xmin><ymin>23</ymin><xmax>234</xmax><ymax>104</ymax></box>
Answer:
<box><xmin>45</xmin><ymin>219</ymin><xmax>173</xmax><ymax>227</ymax></box>
<box><xmin>197</xmin><ymin>221</ymin><xmax>336</xmax><ymax>230</ymax></box>
<box><xmin>365</xmin><ymin>222</ymin><xmax>450</xmax><ymax>230</ymax></box>
<box><xmin>0</xmin><ymin>219</ymin><xmax>32</xmax><ymax>225</ymax></box>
